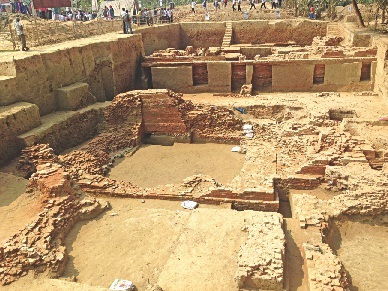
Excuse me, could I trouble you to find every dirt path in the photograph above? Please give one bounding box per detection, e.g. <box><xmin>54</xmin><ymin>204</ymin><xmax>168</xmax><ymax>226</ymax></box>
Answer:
<box><xmin>283</xmin><ymin>217</ymin><xmax>309</xmax><ymax>291</ymax></box>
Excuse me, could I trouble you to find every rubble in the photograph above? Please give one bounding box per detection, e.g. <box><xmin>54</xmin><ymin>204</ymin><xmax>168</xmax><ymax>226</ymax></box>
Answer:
<box><xmin>302</xmin><ymin>243</ymin><xmax>349</xmax><ymax>291</ymax></box>
<box><xmin>0</xmin><ymin>162</ymin><xmax>108</xmax><ymax>285</ymax></box>
<box><xmin>235</xmin><ymin>213</ymin><xmax>285</xmax><ymax>291</ymax></box>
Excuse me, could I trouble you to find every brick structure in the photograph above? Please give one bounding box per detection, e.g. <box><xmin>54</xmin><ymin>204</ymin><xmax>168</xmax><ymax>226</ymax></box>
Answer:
<box><xmin>0</xmin><ymin>163</ymin><xmax>108</xmax><ymax>285</ymax></box>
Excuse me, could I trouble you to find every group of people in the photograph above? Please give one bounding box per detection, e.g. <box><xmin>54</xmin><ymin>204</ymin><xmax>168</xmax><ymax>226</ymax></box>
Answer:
<box><xmin>134</xmin><ymin>7</ymin><xmax>174</xmax><ymax>25</ymax></box>
<box><xmin>1</xmin><ymin>0</ymin><xmax>31</xmax><ymax>15</ymax></box>
<box><xmin>35</xmin><ymin>8</ymin><xmax>95</xmax><ymax>22</ymax></box>
<box><xmin>248</xmin><ymin>0</ymin><xmax>282</xmax><ymax>10</ymax></box>
<box><xmin>121</xmin><ymin>7</ymin><xmax>133</xmax><ymax>34</ymax></box>
<box><xmin>193</xmin><ymin>0</ymin><xmax>282</xmax><ymax>13</ymax></box>
<box><xmin>120</xmin><ymin>6</ymin><xmax>174</xmax><ymax>34</ymax></box>
<box><xmin>102</xmin><ymin>5</ymin><xmax>115</xmax><ymax>19</ymax></box>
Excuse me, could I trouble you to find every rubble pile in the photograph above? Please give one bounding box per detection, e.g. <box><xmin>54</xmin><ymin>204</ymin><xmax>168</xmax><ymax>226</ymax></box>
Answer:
<box><xmin>104</xmin><ymin>92</ymin><xmax>143</xmax><ymax>125</ymax></box>
<box><xmin>312</xmin><ymin>36</ymin><xmax>344</xmax><ymax>47</ymax></box>
<box><xmin>17</xmin><ymin>144</ymin><xmax>59</xmax><ymax>177</ymax></box>
<box><xmin>302</xmin><ymin>243</ymin><xmax>349</xmax><ymax>291</ymax></box>
<box><xmin>0</xmin><ymin>163</ymin><xmax>108</xmax><ymax>285</ymax></box>
<box><xmin>293</xmin><ymin>163</ymin><xmax>388</xmax><ymax>228</ymax></box>
<box><xmin>235</xmin><ymin>213</ymin><xmax>285</xmax><ymax>291</ymax></box>
<box><xmin>186</xmin><ymin>105</ymin><xmax>243</xmax><ymax>142</ymax></box>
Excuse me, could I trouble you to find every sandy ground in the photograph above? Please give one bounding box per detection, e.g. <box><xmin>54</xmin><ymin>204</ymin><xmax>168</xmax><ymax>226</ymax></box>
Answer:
<box><xmin>183</xmin><ymin>92</ymin><xmax>388</xmax><ymax>121</ymax></box>
<box><xmin>62</xmin><ymin>198</ymin><xmax>250</xmax><ymax>291</ymax></box>
<box><xmin>0</xmin><ymin>89</ymin><xmax>387</xmax><ymax>291</ymax></box>
<box><xmin>283</xmin><ymin>218</ymin><xmax>309</xmax><ymax>291</ymax></box>
<box><xmin>108</xmin><ymin>143</ymin><xmax>246</xmax><ymax>188</ymax></box>
<box><xmin>0</xmin><ymin>172</ymin><xmax>37</xmax><ymax>243</ymax></box>
<box><xmin>328</xmin><ymin>216</ymin><xmax>388</xmax><ymax>291</ymax></box>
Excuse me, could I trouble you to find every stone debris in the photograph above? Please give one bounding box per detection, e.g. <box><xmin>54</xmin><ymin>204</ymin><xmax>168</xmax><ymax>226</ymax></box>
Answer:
<box><xmin>240</xmin><ymin>84</ymin><xmax>252</xmax><ymax>96</ymax></box>
<box><xmin>355</xmin><ymin>91</ymin><xmax>379</xmax><ymax>96</ymax></box>
<box><xmin>316</xmin><ymin>92</ymin><xmax>341</xmax><ymax>98</ymax></box>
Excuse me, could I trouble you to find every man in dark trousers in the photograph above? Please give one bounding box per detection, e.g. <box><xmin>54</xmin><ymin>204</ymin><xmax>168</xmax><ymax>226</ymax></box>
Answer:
<box><xmin>14</xmin><ymin>17</ymin><xmax>29</xmax><ymax>51</ymax></box>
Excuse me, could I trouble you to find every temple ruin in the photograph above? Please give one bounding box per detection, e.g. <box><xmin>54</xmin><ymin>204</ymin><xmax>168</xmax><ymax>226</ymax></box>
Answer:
<box><xmin>0</xmin><ymin>18</ymin><xmax>388</xmax><ymax>291</ymax></box>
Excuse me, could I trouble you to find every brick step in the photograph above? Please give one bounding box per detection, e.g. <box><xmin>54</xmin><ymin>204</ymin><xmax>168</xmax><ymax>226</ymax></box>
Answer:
<box><xmin>56</xmin><ymin>82</ymin><xmax>96</xmax><ymax>111</ymax></box>
<box><xmin>0</xmin><ymin>102</ymin><xmax>41</xmax><ymax>135</ymax></box>
<box><xmin>18</xmin><ymin>101</ymin><xmax>111</xmax><ymax>148</ymax></box>
<box><xmin>0</xmin><ymin>76</ymin><xmax>17</xmax><ymax>106</ymax></box>
<box><xmin>0</xmin><ymin>59</ymin><xmax>17</xmax><ymax>77</ymax></box>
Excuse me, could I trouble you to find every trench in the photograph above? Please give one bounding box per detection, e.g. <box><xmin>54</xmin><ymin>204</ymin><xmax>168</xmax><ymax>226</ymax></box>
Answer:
<box><xmin>324</xmin><ymin>215</ymin><xmax>388</xmax><ymax>291</ymax></box>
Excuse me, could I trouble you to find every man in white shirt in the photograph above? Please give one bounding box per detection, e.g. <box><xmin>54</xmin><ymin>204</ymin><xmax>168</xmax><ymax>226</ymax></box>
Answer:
<box><xmin>14</xmin><ymin>17</ymin><xmax>29</xmax><ymax>51</ymax></box>
<box><xmin>191</xmin><ymin>1</ymin><xmax>196</xmax><ymax>13</ymax></box>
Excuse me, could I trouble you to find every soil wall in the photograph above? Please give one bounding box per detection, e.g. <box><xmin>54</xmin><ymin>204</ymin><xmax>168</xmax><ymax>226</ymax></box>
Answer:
<box><xmin>0</xmin><ymin>34</ymin><xmax>144</xmax><ymax>116</ymax></box>
<box><xmin>373</xmin><ymin>36</ymin><xmax>388</xmax><ymax>104</ymax></box>
<box><xmin>140</xmin><ymin>24</ymin><xmax>181</xmax><ymax>56</ymax></box>
<box><xmin>232</xmin><ymin>20</ymin><xmax>328</xmax><ymax>45</ymax></box>
<box><xmin>179</xmin><ymin>22</ymin><xmax>225</xmax><ymax>48</ymax></box>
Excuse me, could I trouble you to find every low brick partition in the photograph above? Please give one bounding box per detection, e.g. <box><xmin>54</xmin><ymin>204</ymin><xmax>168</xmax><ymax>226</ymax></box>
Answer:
<box><xmin>235</xmin><ymin>212</ymin><xmax>285</xmax><ymax>290</ymax></box>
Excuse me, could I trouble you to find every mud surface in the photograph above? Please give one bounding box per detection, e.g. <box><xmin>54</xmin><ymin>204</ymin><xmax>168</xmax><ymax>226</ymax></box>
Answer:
<box><xmin>108</xmin><ymin>143</ymin><xmax>246</xmax><ymax>188</ymax></box>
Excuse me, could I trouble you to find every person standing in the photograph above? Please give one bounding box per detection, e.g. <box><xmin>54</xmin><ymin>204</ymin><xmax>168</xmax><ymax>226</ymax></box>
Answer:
<box><xmin>260</xmin><ymin>0</ymin><xmax>267</xmax><ymax>9</ymax></box>
<box><xmin>109</xmin><ymin>5</ymin><xmax>115</xmax><ymax>19</ymax></box>
<box><xmin>232</xmin><ymin>0</ymin><xmax>236</xmax><ymax>11</ymax></box>
<box><xmin>125</xmin><ymin>10</ymin><xmax>133</xmax><ymax>33</ymax></box>
<box><xmin>249</xmin><ymin>0</ymin><xmax>256</xmax><ymax>10</ymax></box>
<box><xmin>14</xmin><ymin>17</ymin><xmax>29</xmax><ymax>51</ymax></box>
<box><xmin>203</xmin><ymin>0</ymin><xmax>207</xmax><ymax>11</ymax></box>
<box><xmin>121</xmin><ymin>8</ymin><xmax>126</xmax><ymax>32</ymax></box>
<box><xmin>309</xmin><ymin>5</ymin><xmax>315</xmax><ymax>19</ymax></box>
<box><xmin>103</xmin><ymin>6</ymin><xmax>108</xmax><ymax>19</ymax></box>
<box><xmin>271</xmin><ymin>0</ymin><xmax>276</xmax><ymax>9</ymax></box>
<box><xmin>167</xmin><ymin>8</ymin><xmax>172</xmax><ymax>22</ymax></box>
<box><xmin>213</xmin><ymin>0</ymin><xmax>218</xmax><ymax>11</ymax></box>
<box><xmin>191</xmin><ymin>1</ymin><xmax>196</xmax><ymax>13</ymax></box>
<box><xmin>237</xmin><ymin>0</ymin><xmax>242</xmax><ymax>11</ymax></box>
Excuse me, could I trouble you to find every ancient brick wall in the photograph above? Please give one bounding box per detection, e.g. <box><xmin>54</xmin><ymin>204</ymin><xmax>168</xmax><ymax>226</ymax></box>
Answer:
<box><xmin>0</xmin><ymin>163</ymin><xmax>108</xmax><ymax>286</ymax></box>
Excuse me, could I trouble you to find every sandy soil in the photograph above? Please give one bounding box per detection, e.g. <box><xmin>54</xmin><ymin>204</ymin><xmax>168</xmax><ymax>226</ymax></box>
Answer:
<box><xmin>62</xmin><ymin>198</ymin><xmax>251</xmax><ymax>291</ymax></box>
<box><xmin>328</xmin><ymin>216</ymin><xmax>388</xmax><ymax>291</ymax></box>
<box><xmin>2</xmin><ymin>275</ymin><xmax>108</xmax><ymax>291</ymax></box>
<box><xmin>283</xmin><ymin>218</ymin><xmax>309</xmax><ymax>291</ymax></box>
<box><xmin>108</xmin><ymin>143</ymin><xmax>246</xmax><ymax>188</ymax></box>
<box><xmin>0</xmin><ymin>172</ymin><xmax>38</xmax><ymax>243</ymax></box>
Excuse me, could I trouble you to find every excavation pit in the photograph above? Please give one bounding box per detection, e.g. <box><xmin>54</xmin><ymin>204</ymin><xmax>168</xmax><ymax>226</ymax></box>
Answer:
<box><xmin>108</xmin><ymin>143</ymin><xmax>246</xmax><ymax>188</ymax></box>
<box><xmin>325</xmin><ymin>215</ymin><xmax>388</xmax><ymax>291</ymax></box>
<box><xmin>61</xmin><ymin>199</ymin><xmax>286</xmax><ymax>291</ymax></box>
<box><xmin>1</xmin><ymin>17</ymin><xmax>388</xmax><ymax>291</ymax></box>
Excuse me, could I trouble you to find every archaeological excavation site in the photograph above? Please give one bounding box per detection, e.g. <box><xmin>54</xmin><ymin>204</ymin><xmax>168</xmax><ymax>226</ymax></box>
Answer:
<box><xmin>1</xmin><ymin>17</ymin><xmax>388</xmax><ymax>291</ymax></box>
